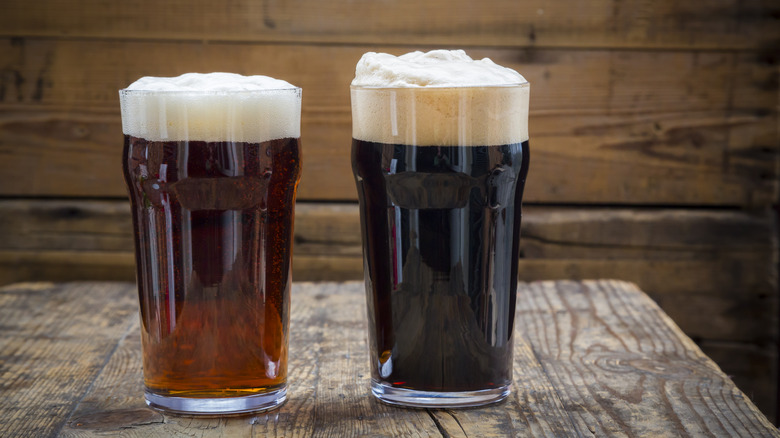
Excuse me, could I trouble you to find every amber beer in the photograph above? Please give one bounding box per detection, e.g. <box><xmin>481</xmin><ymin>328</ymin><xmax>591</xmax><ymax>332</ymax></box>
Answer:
<box><xmin>350</xmin><ymin>50</ymin><xmax>530</xmax><ymax>407</ymax></box>
<box><xmin>119</xmin><ymin>73</ymin><xmax>301</xmax><ymax>415</ymax></box>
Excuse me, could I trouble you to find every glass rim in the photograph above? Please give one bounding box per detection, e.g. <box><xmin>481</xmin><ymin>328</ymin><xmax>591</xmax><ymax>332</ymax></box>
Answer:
<box><xmin>118</xmin><ymin>86</ymin><xmax>302</xmax><ymax>95</ymax></box>
<box><xmin>350</xmin><ymin>82</ymin><xmax>529</xmax><ymax>91</ymax></box>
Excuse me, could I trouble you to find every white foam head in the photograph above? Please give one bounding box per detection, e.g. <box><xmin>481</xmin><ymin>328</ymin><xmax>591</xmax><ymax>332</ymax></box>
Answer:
<box><xmin>120</xmin><ymin>72</ymin><xmax>301</xmax><ymax>143</ymax></box>
<box><xmin>351</xmin><ymin>50</ymin><xmax>529</xmax><ymax>146</ymax></box>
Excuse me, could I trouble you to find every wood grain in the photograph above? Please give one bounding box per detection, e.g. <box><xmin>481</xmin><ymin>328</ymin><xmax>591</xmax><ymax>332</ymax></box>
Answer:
<box><xmin>1</xmin><ymin>281</ymin><xmax>774</xmax><ymax>436</ymax></box>
<box><xmin>0</xmin><ymin>250</ymin><xmax>774</xmax><ymax>344</ymax></box>
<box><xmin>516</xmin><ymin>280</ymin><xmax>779</xmax><ymax>436</ymax></box>
<box><xmin>0</xmin><ymin>282</ymin><xmax>138</xmax><ymax>438</ymax></box>
<box><xmin>0</xmin><ymin>199</ymin><xmax>774</xmax><ymax>343</ymax></box>
<box><xmin>0</xmin><ymin>0</ymin><xmax>776</xmax><ymax>433</ymax></box>
<box><xmin>0</xmin><ymin>39</ymin><xmax>776</xmax><ymax>204</ymax></box>
<box><xmin>1</xmin><ymin>0</ymin><xmax>778</xmax><ymax>50</ymax></box>
<box><xmin>60</xmin><ymin>282</ymin><xmax>445</xmax><ymax>437</ymax></box>
<box><xmin>0</xmin><ymin>200</ymin><xmax>775</xmax><ymax>421</ymax></box>
<box><xmin>0</xmin><ymin>200</ymin><xmax>774</xmax><ymax>256</ymax></box>
<box><xmin>0</xmin><ymin>200</ymin><xmax>778</xmax><ymax>421</ymax></box>
<box><xmin>0</xmin><ymin>106</ymin><xmax>775</xmax><ymax>205</ymax></box>
<box><xmin>701</xmin><ymin>340</ymin><xmax>779</xmax><ymax>423</ymax></box>
<box><xmin>2</xmin><ymin>40</ymin><xmax>775</xmax><ymax>112</ymax></box>
<box><xmin>426</xmin><ymin>336</ymin><xmax>579</xmax><ymax>436</ymax></box>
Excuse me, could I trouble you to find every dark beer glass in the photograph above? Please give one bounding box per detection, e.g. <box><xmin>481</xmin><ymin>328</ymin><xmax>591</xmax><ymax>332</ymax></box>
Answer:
<box><xmin>119</xmin><ymin>75</ymin><xmax>301</xmax><ymax>415</ymax></box>
<box><xmin>351</xmin><ymin>83</ymin><xmax>530</xmax><ymax>407</ymax></box>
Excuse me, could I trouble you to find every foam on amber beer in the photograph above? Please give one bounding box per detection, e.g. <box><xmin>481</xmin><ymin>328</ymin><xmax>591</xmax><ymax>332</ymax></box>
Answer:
<box><xmin>351</xmin><ymin>50</ymin><xmax>529</xmax><ymax>147</ymax></box>
<box><xmin>120</xmin><ymin>72</ymin><xmax>301</xmax><ymax>143</ymax></box>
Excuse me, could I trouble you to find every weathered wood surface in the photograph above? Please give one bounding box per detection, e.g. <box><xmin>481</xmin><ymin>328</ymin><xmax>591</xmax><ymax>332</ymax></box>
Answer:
<box><xmin>0</xmin><ymin>39</ymin><xmax>777</xmax><ymax>204</ymax></box>
<box><xmin>1</xmin><ymin>0</ymin><xmax>778</xmax><ymax>50</ymax></box>
<box><xmin>3</xmin><ymin>40</ymin><xmax>775</xmax><ymax>111</ymax></box>
<box><xmin>3</xmin><ymin>199</ymin><xmax>774</xmax><ymax>419</ymax></box>
<box><xmin>0</xmin><ymin>200</ymin><xmax>774</xmax><ymax>341</ymax></box>
<box><xmin>516</xmin><ymin>280</ymin><xmax>777</xmax><ymax>436</ymax></box>
<box><xmin>0</xmin><ymin>1</ymin><xmax>777</xmax><ymax>430</ymax></box>
<box><xmin>0</xmin><ymin>282</ymin><xmax>138</xmax><ymax>437</ymax></box>
<box><xmin>0</xmin><ymin>281</ymin><xmax>776</xmax><ymax>437</ymax></box>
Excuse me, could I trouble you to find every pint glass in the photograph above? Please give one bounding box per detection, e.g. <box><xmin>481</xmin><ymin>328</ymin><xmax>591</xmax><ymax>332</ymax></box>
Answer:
<box><xmin>119</xmin><ymin>73</ymin><xmax>302</xmax><ymax>415</ymax></box>
<box><xmin>351</xmin><ymin>52</ymin><xmax>530</xmax><ymax>407</ymax></box>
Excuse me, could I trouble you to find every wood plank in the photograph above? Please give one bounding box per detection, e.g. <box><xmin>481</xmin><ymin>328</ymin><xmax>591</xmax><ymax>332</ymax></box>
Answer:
<box><xmin>0</xmin><ymin>282</ymin><xmax>138</xmax><ymax>438</ymax></box>
<box><xmin>0</xmin><ymin>251</ymin><xmax>774</xmax><ymax>342</ymax></box>
<box><xmin>57</xmin><ymin>282</ymin><xmax>456</xmax><ymax>436</ymax></box>
<box><xmin>3</xmin><ymin>201</ymin><xmax>774</xmax><ymax>419</ymax></box>
<box><xmin>1</xmin><ymin>199</ymin><xmax>775</xmax><ymax>260</ymax></box>
<box><xmin>1</xmin><ymin>0</ymin><xmax>778</xmax><ymax>50</ymax></box>
<box><xmin>0</xmin><ymin>250</ymin><xmax>357</xmax><ymax>285</ymax></box>
<box><xmin>41</xmin><ymin>281</ymin><xmax>778</xmax><ymax>436</ymax></box>
<box><xmin>0</xmin><ymin>200</ymin><xmax>134</xmax><ymax>252</ymax></box>
<box><xmin>521</xmin><ymin>208</ymin><xmax>777</xmax><ymax>257</ymax></box>
<box><xmin>0</xmin><ymin>106</ymin><xmax>775</xmax><ymax>204</ymax></box>
<box><xmin>3</xmin><ymin>40</ymin><xmax>777</xmax><ymax>112</ymax></box>
<box><xmin>0</xmin><ymin>200</ymin><xmax>774</xmax><ymax>342</ymax></box>
<box><xmin>428</xmin><ymin>336</ymin><xmax>578</xmax><ymax>436</ymax></box>
<box><xmin>0</xmin><ymin>200</ymin><xmax>775</xmax><ymax>341</ymax></box>
<box><xmin>700</xmin><ymin>341</ymin><xmax>778</xmax><ymax>424</ymax></box>
<box><xmin>290</xmin><ymin>254</ymin><xmax>780</xmax><ymax>344</ymax></box>
<box><xmin>287</xmin><ymin>283</ymin><xmax>444</xmax><ymax>437</ymax></box>
<box><xmin>1</xmin><ymin>200</ymin><xmax>774</xmax><ymax>260</ymax></box>
<box><xmin>530</xmin><ymin>111</ymin><xmax>778</xmax><ymax>207</ymax></box>
<box><xmin>1</xmin><ymin>39</ymin><xmax>776</xmax><ymax>204</ymax></box>
<box><xmin>516</xmin><ymin>280</ymin><xmax>778</xmax><ymax>436</ymax></box>
<box><xmin>518</xmin><ymin>258</ymin><xmax>779</xmax><ymax>344</ymax></box>
<box><xmin>0</xmin><ymin>250</ymin><xmax>137</xmax><ymax>284</ymax></box>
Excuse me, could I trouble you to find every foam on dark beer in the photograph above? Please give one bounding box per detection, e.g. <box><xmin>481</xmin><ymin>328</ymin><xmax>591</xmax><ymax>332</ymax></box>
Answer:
<box><xmin>119</xmin><ymin>72</ymin><xmax>301</xmax><ymax>143</ymax></box>
<box><xmin>351</xmin><ymin>50</ymin><xmax>529</xmax><ymax>147</ymax></box>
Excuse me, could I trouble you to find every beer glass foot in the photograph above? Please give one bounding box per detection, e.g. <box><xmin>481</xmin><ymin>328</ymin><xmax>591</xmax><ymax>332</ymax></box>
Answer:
<box><xmin>371</xmin><ymin>380</ymin><xmax>510</xmax><ymax>408</ymax></box>
<box><xmin>144</xmin><ymin>386</ymin><xmax>287</xmax><ymax>416</ymax></box>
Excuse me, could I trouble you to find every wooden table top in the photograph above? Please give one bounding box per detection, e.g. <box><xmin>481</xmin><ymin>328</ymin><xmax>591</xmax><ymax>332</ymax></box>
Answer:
<box><xmin>0</xmin><ymin>280</ymin><xmax>776</xmax><ymax>437</ymax></box>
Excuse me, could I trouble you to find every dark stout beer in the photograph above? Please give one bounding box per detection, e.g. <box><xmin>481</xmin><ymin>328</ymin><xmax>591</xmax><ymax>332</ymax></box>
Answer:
<box><xmin>352</xmin><ymin>140</ymin><xmax>529</xmax><ymax>393</ymax></box>
<box><xmin>123</xmin><ymin>136</ymin><xmax>301</xmax><ymax>398</ymax></box>
<box><xmin>350</xmin><ymin>50</ymin><xmax>530</xmax><ymax>406</ymax></box>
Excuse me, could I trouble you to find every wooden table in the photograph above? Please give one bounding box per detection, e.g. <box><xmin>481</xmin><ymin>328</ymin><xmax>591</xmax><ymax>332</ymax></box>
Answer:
<box><xmin>0</xmin><ymin>280</ymin><xmax>776</xmax><ymax>437</ymax></box>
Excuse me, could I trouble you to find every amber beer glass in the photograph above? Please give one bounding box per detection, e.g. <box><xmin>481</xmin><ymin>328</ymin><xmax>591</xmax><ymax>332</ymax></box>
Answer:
<box><xmin>119</xmin><ymin>73</ymin><xmax>302</xmax><ymax>415</ymax></box>
<box><xmin>351</xmin><ymin>51</ymin><xmax>530</xmax><ymax>407</ymax></box>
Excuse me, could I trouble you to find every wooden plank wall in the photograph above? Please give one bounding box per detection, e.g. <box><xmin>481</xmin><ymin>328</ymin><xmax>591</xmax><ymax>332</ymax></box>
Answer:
<box><xmin>1</xmin><ymin>0</ymin><xmax>778</xmax><ymax>421</ymax></box>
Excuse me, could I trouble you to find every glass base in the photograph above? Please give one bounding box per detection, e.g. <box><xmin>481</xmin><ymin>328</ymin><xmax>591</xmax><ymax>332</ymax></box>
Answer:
<box><xmin>370</xmin><ymin>380</ymin><xmax>510</xmax><ymax>408</ymax></box>
<box><xmin>144</xmin><ymin>386</ymin><xmax>287</xmax><ymax>416</ymax></box>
